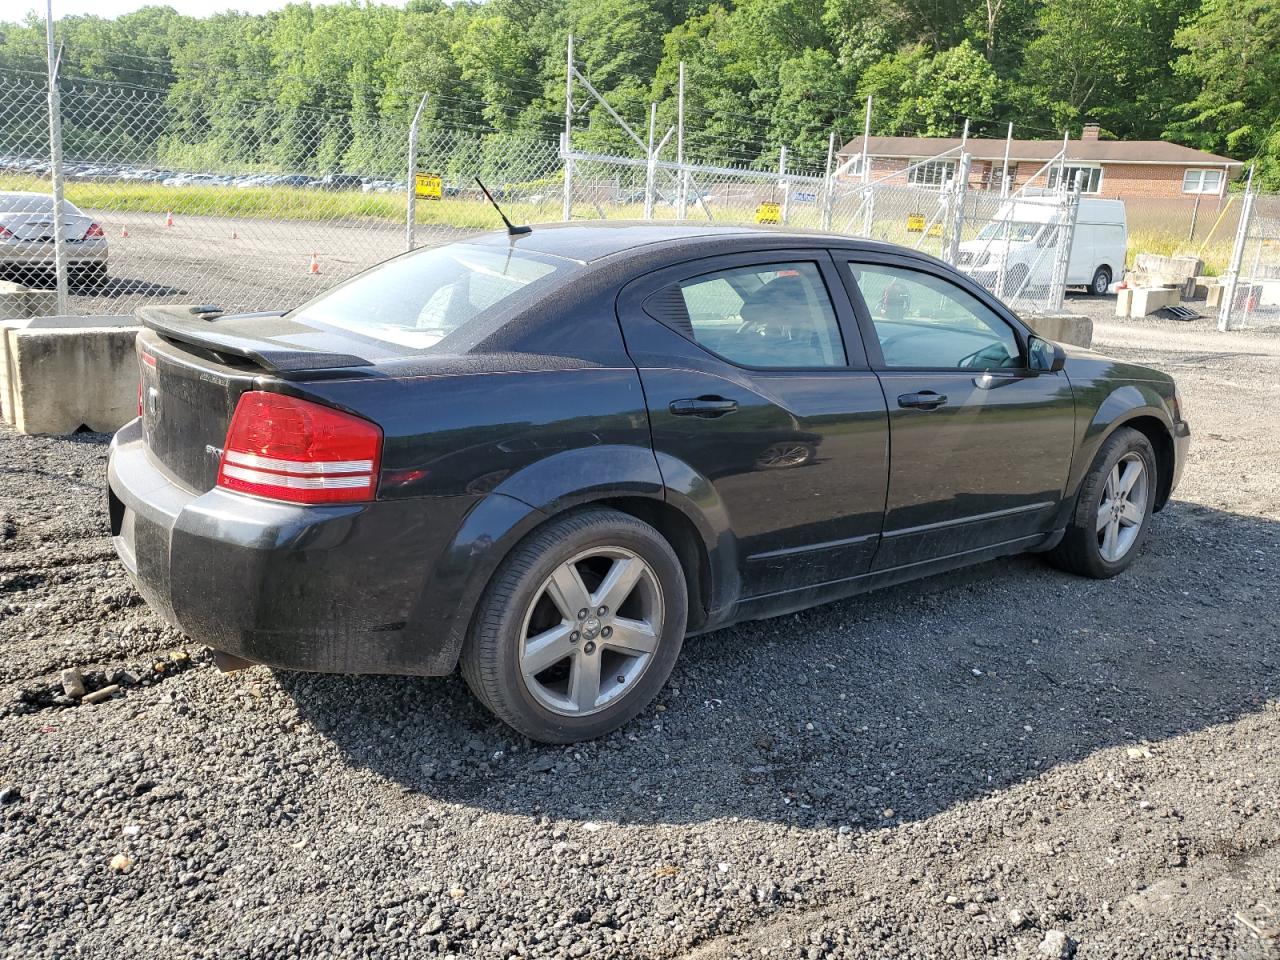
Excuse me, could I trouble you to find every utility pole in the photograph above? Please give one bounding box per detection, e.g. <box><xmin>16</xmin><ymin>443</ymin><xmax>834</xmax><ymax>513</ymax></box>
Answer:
<box><xmin>45</xmin><ymin>0</ymin><xmax>68</xmax><ymax>315</ymax></box>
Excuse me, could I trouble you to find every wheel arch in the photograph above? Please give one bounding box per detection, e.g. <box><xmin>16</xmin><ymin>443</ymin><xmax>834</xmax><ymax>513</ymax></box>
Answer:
<box><xmin>1113</xmin><ymin>414</ymin><xmax>1176</xmax><ymax>511</ymax></box>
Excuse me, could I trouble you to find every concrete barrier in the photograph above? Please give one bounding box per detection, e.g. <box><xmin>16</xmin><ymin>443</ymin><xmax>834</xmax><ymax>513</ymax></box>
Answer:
<box><xmin>0</xmin><ymin>281</ymin><xmax>58</xmax><ymax>321</ymax></box>
<box><xmin>1</xmin><ymin>315</ymin><xmax>140</xmax><ymax>435</ymax></box>
<box><xmin>1115</xmin><ymin>285</ymin><xmax>1182</xmax><ymax>319</ymax></box>
<box><xmin>1021</xmin><ymin>313</ymin><xmax>1093</xmax><ymax>348</ymax></box>
<box><xmin>1131</xmin><ymin>254</ymin><xmax>1203</xmax><ymax>288</ymax></box>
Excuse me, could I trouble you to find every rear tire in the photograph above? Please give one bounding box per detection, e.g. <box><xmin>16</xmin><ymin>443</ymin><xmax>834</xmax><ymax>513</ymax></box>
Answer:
<box><xmin>460</xmin><ymin>508</ymin><xmax>687</xmax><ymax>743</ymax></box>
<box><xmin>1046</xmin><ymin>426</ymin><xmax>1157</xmax><ymax>578</ymax></box>
<box><xmin>1088</xmin><ymin>266</ymin><xmax>1112</xmax><ymax>296</ymax></box>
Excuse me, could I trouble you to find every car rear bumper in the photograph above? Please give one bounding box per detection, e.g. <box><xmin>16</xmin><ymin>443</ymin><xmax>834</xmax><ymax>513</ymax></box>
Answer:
<box><xmin>0</xmin><ymin>240</ymin><xmax>107</xmax><ymax>268</ymax></box>
<box><xmin>107</xmin><ymin>418</ymin><xmax>470</xmax><ymax>676</ymax></box>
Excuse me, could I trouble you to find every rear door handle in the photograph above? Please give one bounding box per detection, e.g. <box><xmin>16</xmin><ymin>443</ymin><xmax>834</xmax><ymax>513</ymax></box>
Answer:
<box><xmin>670</xmin><ymin>397</ymin><xmax>739</xmax><ymax>418</ymax></box>
<box><xmin>897</xmin><ymin>391</ymin><xmax>948</xmax><ymax>410</ymax></box>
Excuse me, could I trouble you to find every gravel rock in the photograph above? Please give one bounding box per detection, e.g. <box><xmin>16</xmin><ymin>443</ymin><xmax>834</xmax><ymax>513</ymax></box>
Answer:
<box><xmin>0</xmin><ymin>310</ymin><xmax>1278</xmax><ymax>959</ymax></box>
<box><xmin>81</xmin><ymin>683</ymin><xmax>120</xmax><ymax>704</ymax></box>
<box><xmin>1038</xmin><ymin>929</ymin><xmax>1073</xmax><ymax>958</ymax></box>
<box><xmin>60</xmin><ymin>667</ymin><xmax>86</xmax><ymax>699</ymax></box>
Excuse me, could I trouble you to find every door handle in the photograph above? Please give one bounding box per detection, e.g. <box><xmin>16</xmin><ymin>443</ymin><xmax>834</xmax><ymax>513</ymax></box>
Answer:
<box><xmin>669</xmin><ymin>396</ymin><xmax>739</xmax><ymax>418</ymax></box>
<box><xmin>897</xmin><ymin>391</ymin><xmax>948</xmax><ymax>410</ymax></box>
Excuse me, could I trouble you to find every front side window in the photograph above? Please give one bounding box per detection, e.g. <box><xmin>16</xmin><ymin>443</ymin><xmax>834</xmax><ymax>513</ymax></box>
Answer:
<box><xmin>287</xmin><ymin>242</ymin><xmax>568</xmax><ymax>351</ymax></box>
<box><xmin>1182</xmin><ymin>169</ymin><xmax>1224</xmax><ymax>194</ymax></box>
<box><xmin>675</xmin><ymin>261</ymin><xmax>846</xmax><ymax>368</ymax></box>
<box><xmin>847</xmin><ymin>263</ymin><xmax>1022</xmax><ymax>370</ymax></box>
<box><xmin>1047</xmin><ymin>165</ymin><xmax>1102</xmax><ymax>194</ymax></box>
<box><xmin>908</xmin><ymin>160</ymin><xmax>957</xmax><ymax>187</ymax></box>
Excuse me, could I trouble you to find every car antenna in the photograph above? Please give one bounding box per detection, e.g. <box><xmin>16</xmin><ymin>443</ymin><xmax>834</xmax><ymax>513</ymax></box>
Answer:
<box><xmin>475</xmin><ymin>177</ymin><xmax>532</xmax><ymax>236</ymax></box>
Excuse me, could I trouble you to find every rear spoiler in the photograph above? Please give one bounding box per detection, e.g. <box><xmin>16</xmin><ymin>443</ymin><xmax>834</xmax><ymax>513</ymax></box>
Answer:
<box><xmin>135</xmin><ymin>304</ymin><xmax>374</xmax><ymax>376</ymax></box>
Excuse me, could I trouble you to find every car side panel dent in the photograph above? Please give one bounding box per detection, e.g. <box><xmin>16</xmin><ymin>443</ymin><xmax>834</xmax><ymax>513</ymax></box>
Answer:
<box><xmin>495</xmin><ymin>444</ymin><xmax>740</xmax><ymax>625</ymax></box>
<box><xmin>651</xmin><ymin>450</ymin><xmax>740</xmax><ymax>625</ymax></box>
<box><xmin>405</xmin><ymin>490</ymin><xmax>548</xmax><ymax>675</ymax></box>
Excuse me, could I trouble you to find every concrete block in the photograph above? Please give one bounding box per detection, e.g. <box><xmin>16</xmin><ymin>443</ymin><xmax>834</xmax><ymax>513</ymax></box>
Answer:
<box><xmin>1115</xmin><ymin>287</ymin><xmax>1134</xmax><ymax>318</ymax></box>
<box><xmin>1129</xmin><ymin>285</ymin><xmax>1182</xmax><ymax>317</ymax></box>
<box><xmin>1021</xmin><ymin>313</ymin><xmax>1093</xmax><ymax>348</ymax></box>
<box><xmin>3</xmin><ymin>315</ymin><xmax>140</xmax><ymax>434</ymax></box>
<box><xmin>0</xmin><ymin>281</ymin><xmax>58</xmax><ymax>321</ymax></box>
<box><xmin>1132</xmin><ymin>253</ymin><xmax>1203</xmax><ymax>285</ymax></box>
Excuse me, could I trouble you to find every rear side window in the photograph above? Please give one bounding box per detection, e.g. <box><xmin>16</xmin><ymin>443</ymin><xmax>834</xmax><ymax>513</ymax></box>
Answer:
<box><xmin>673</xmin><ymin>262</ymin><xmax>846</xmax><ymax>368</ymax></box>
<box><xmin>287</xmin><ymin>243</ymin><xmax>569</xmax><ymax>351</ymax></box>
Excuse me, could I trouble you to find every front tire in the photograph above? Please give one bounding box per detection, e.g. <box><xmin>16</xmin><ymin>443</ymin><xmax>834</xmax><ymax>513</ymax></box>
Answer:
<box><xmin>1047</xmin><ymin>427</ymin><xmax>1157</xmax><ymax>578</ymax></box>
<box><xmin>460</xmin><ymin>508</ymin><xmax>687</xmax><ymax>743</ymax></box>
<box><xmin>1088</xmin><ymin>266</ymin><xmax>1112</xmax><ymax>296</ymax></box>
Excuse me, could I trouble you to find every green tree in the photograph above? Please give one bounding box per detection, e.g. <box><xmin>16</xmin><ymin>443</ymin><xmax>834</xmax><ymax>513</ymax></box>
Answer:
<box><xmin>1168</xmin><ymin>0</ymin><xmax>1280</xmax><ymax>186</ymax></box>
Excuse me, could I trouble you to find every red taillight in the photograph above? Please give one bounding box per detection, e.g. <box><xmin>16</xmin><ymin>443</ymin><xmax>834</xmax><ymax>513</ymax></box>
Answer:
<box><xmin>85</xmin><ymin>222</ymin><xmax>105</xmax><ymax>239</ymax></box>
<box><xmin>0</xmin><ymin>226</ymin><xmax>13</xmax><ymax>239</ymax></box>
<box><xmin>216</xmin><ymin>391</ymin><xmax>382</xmax><ymax>505</ymax></box>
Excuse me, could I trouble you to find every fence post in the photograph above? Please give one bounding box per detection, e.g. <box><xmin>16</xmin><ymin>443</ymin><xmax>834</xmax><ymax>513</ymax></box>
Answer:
<box><xmin>405</xmin><ymin>93</ymin><xmax>429</xmax><ymax>252</ymax></box>
<box><xmin>45</xmin><ymin>0</ymin><xmax>69</xmax><ymax>316</ymax></box>
<box><xmin>676</xmin><ymin>62</ymin><xmax>687</xmax><ymax>221</ymax></box>
<box><xmin>1048</xmin><ymin>176</ymin><xmax>1083</xmax><ymax>312</ymax></box>
<box><xmin>1219</xmin><ymin>166</ymin><xmax>1256</xmax><ymax>332</ymax></box>
<box><xmin>946</xmin><ymin>152</ymin><xmax>971</xmax><ymax>266</ymax></box>
<box><xmin>644</xmin><ymin>102</ymin><xmax>658</xmax><ymax>220</ymax></box>
<box><xmin>859</xmin><ymin>95</ymin><xmax>873</xmax><ymax>237</ymax></box>
<box><xmin>778</xmin><ymin>146</ymin><xmax>790</xmax><ymax>224</ymax></box>
<box><xmin>562</xmin><ymin>34</ymin><xmax>574</xmax><ymax>222</ymax></box>
<box><xmin>821</xmin><ymin>130</ymin><xmax>835</xmax><ymax>231</ymax></box>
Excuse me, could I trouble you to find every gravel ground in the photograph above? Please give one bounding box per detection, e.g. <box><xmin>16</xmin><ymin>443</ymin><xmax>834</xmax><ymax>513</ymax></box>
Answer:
<box><xmin>2</xmin><ymin>304</ymin><xmax>1279</xmax><ymax>960</ymax></box>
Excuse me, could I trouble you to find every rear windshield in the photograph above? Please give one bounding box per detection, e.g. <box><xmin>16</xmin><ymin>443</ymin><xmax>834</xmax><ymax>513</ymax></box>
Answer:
<box><xmin>286</xmin><ymin>242</ymin><xmax>572</xmax><ymax>350</ymax></box>
<box><xmin>0</xmin><ymin>194</ymin><xmax>80</xmax><ymax>216</ymax></box>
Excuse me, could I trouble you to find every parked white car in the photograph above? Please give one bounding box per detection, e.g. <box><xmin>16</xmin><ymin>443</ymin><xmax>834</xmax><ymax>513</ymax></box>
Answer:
<box><xmin>0</xmin><ymin>192</ymin><xmax>108</xmax><ymax>286</ymax></box>
<box><xmin>960</xmin><ymin>197</ymin><xmax>1127</xmax><ymax>297</ymax></box>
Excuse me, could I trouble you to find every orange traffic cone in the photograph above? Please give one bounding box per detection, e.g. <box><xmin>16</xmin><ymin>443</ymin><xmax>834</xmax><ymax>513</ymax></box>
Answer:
<box><xmin>120</xmin><ymin>226</ymin><xmax>129</xmax><ymax>238</ymax></box>
<box><xmin>164</xmin><ymin>211</ymin><xmax>174</xmax><ymax>228</ymax></box>
<box><xmin>309</xmin><ymin>252</ymin><xmax>321</xmax><ymax>275</ymax></box>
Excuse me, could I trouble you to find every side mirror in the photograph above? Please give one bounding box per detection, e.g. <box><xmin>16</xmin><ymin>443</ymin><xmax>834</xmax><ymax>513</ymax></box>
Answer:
<box><xmin>1028</xmin><ymin>335</ymin><xmax>1066</xmax><ymax>372</ymax></box>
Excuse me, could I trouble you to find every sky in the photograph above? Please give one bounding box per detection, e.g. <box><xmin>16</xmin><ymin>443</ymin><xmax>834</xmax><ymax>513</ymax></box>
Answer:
<box><xmin>18</xmin><ymin>0</ymin><xmax>410</xmax><ymax>19</ymax></box>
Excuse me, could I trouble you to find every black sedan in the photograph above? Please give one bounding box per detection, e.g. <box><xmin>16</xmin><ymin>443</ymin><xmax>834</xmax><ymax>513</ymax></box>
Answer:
<box><xmin>108</xmin><ymin>224</ymin><xmax>1189</xmax><ymax>743</ymax></box>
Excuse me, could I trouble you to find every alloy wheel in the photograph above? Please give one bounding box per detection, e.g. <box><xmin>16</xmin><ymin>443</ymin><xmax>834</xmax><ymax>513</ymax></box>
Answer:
<box><xmin>1097</xmin><ymin>452</ymin><xmax>1149</xmax><ymax>562</ymax></box>
<box><xmin>518</xmin><ymin>547</ymin><xmax>664</xmax><ymax>717</ymax></box>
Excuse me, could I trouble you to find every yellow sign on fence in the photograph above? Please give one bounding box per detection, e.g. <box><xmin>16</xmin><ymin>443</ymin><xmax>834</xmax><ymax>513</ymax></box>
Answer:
<box><xmin>906</xmin><ymin>213</ymin><xmax>925</xmax><ymax>232</ymax></box>
<box><xmin>754</xmin><ymin>201</ymin><xmax>781</xmax><ymax>225</ymax></box>
<box><xmin>414</xmin><ymin>173</ymin><xmax>442</xmax><ymax>200</ymax></box>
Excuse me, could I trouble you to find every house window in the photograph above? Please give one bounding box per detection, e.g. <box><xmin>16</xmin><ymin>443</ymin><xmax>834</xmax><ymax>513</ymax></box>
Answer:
<box><xmin>1183</xmin><ymin>169</ymin><xmax>1224</xmax><ymax>194</ymax></box>
<box><xmin>983</xmin><ymin>163</ymin><xmax>1017</xmax><ymax>189</ymax></box>
<box><xmin>1047</xmin><ymin>165</ymin><xmax>1102</xmax><ymax>193</ymax></box>
<box><xmin>907</xmin><ymin>160</ymin><xmax>957</xmax><ymax>187</ymax></box>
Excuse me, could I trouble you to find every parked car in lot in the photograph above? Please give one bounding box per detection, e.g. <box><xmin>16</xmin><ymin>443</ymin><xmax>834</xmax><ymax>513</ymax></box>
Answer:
<box><xmin>108</xmin><ymin>224</ymin><xmax>1188</xmax><ymax>742</ymax></box>
<box><xmin>959</xmin><ymin>196</ymin><xmax>1128</xmax><ymax>297</ymax></box>
<box><xmin>0</xmin><ymin>191</ymin><xmax>107</xmax><ymax>286</ymax></box>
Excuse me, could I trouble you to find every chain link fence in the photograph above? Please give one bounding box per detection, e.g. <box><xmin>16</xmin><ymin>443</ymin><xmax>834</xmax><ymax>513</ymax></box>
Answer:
<box><xmin>8</xmin><ymin>64</ymin><xmax>1229</xmax><ymax>325</ymax></box>
<box><xmin>0</xmin><ymin>75</ymin><xmax>567</xmax><ymax>316</ymax></box>
<box><xmin>1219</xmin><ymin>181</ymin><xmax>1280</xmax><ymax>331</ymax></box>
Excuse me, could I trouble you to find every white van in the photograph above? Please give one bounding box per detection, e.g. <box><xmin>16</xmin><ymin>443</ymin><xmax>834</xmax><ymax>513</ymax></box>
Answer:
<box><xmin>959</xmin><ymin>197</ymin><xmax>1127</xmax><ymax>298</ymax></box>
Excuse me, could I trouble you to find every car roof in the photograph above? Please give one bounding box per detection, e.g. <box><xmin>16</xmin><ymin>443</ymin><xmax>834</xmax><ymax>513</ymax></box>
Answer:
<box><xmin>463</xmin><ymin>221</ymin><xmax>918</xmax><ymax>265</ymax></box>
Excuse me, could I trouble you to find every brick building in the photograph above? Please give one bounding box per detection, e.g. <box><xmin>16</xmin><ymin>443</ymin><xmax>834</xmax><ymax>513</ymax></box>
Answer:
<box><xmin>837</xmin><ymin>125</ymin><xmax>1243</xmax><ymax>201</ymax></box>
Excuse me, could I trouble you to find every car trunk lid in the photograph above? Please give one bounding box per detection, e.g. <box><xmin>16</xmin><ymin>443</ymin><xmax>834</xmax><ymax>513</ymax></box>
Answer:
<box><xmin>136</xmin><ymin>305</ymin><xmax>379</xmax><ymax>493</ymax></box>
